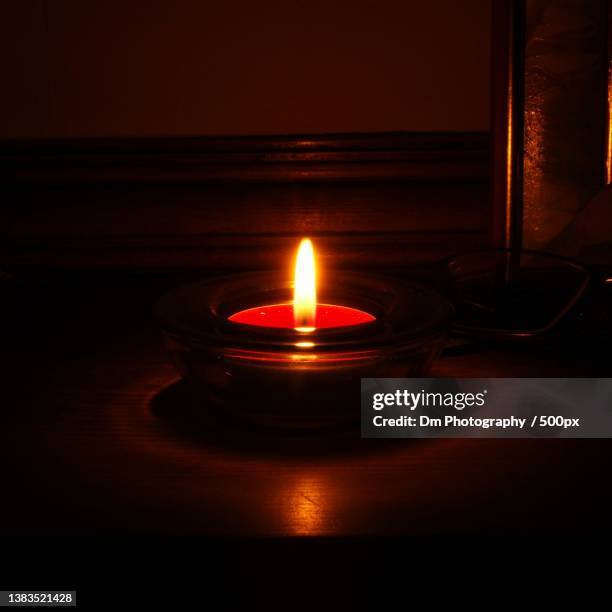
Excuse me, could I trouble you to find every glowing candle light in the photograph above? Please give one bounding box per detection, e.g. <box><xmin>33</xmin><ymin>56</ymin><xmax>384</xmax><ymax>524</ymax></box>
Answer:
<box><xmin>293</xmin><ymin>238</ymin><xmax>317</xmax><ymax>332</ymax></box>
<box><xmin>228</xmin><ymin>238</ymin><xmax>375</xmax><ymax>330</ymax></box>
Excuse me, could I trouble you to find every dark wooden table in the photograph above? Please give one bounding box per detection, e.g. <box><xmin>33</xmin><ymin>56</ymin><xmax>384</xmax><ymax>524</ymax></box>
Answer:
<box><xmin>1</xmin><ymin>272</ymin><xmax>611</xmax><ymax>538</ymax></box>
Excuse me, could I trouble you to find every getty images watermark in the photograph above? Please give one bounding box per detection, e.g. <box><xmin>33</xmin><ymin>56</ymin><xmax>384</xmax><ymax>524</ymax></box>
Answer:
<box><xmin>361</xmin><ymin>378</ymin><xmax>612</xmax><ymax>438</ymax></box>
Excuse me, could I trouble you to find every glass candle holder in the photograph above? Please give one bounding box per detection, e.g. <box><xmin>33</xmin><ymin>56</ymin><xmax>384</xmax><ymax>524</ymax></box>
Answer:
<box><xmin>155</xmin><ymin>272</ymin><xmax>452</xmax><ymax>430</ymax></box>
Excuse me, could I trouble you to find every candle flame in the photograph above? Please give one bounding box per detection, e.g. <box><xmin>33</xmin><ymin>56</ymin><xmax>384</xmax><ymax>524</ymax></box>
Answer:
<box><xmin>293</xmin><ymin>238</ymin><xmax>317</xmax><ymax>332</ymax></box>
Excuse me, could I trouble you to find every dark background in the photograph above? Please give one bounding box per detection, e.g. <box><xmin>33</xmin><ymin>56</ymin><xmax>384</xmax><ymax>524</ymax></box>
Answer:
<box><xmin>1</xmin><ymin>0</ymin><xmax>490</xmax><ymax>138</ymax></box>
<box><xmin>0</xmin><ymin>0</ymin><xmax>609</xmax><ymax>605</ymax></box>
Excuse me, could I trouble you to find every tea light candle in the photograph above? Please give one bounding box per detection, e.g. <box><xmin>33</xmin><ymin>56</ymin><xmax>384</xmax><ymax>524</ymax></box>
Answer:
<box><xmin>155</xmin><ymin>238</ymin><xmax>452</xmax><ymax>430</ymax></box>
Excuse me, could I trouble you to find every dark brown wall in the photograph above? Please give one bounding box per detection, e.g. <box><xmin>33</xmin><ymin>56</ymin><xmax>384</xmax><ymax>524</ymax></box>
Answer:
<box><xmin>0</xmin><ymin>0</ymin><xmax>491</xmax><ymax>138</ymax></box>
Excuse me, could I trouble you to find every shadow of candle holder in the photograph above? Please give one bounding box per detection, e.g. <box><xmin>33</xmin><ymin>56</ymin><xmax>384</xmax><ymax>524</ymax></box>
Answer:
<box><xmin>149</xmin><ymin>379</ymin><xmax>420</xmax><ymax>463</ymax></box>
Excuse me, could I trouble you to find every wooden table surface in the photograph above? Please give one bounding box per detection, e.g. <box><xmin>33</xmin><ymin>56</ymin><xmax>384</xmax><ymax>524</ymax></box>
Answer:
<box><xmin>1</xmin><ymin>273</ymin><xmax>611</xmax><ymax>537</ymax></box>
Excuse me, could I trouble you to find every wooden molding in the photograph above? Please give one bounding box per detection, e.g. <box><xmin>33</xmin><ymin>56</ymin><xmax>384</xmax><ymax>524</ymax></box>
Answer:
<box><xmin>0</xmin><ymin>230</ymin><xmax>487</xmax><ymax>270</ymax></box>
<box><xmin>0</xmin><ymin>131</ymin><xmax>489</xmax><ymax>184</ymax></box>
<box><xmin>0</xmin><ymin>131</ymin><xmax>490</xmax><ymax>269</ymax></box>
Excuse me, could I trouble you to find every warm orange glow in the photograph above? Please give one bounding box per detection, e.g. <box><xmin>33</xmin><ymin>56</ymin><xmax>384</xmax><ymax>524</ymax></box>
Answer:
<box><xmin>284</xmin><ymin>476</ymin><xmax>330</xmax><ymax>535</ymax></box>
<box><xmin>293</xmin><ymin>238</ymin><xmax>317</xmax><ymax>332</ymax></box>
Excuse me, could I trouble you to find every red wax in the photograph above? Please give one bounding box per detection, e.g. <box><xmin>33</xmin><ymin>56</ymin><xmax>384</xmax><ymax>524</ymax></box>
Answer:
<box><xmin>228</xmin><ymin>303</ymin><xmax>375</xmax><ymax>329</ymax></box>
